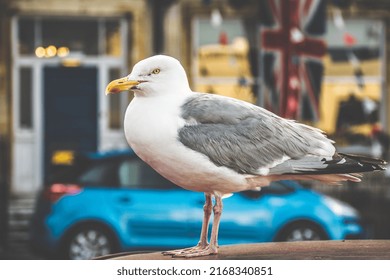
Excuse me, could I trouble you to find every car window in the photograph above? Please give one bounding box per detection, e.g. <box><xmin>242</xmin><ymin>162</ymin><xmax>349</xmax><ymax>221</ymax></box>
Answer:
<box><xmin>118</xmin><ymin>159</ymin><xmax>141</xmax><ymax>186</ymax></box>
<box><xmin>266</xmin><ymin>182</ymin><xmax>295</xmax><ymax>194</ymax></box>
<box><xmin>46</xmin><ymin>156</ymin><xmax>90</xmax><ymax>184</ymax></box>
<box><xmin>241</xmin><ymin>181</ymin><xmax>295</xmax><ymax>199</ymax></box>
<box><xmin>118</xmin><ymin>158</ymin><xmax>178</xmax><ymax>190</ymax></box>
<box><xmin>78</xmin><ymin>160</ymin><xmax>118</xmax><ymax>187</ymax></box>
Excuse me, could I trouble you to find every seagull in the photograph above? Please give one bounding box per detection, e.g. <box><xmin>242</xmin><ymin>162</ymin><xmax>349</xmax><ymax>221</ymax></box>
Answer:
<box><xmin>106</xmin><ymin>55</ymin><xmax>385</xmax><ymax>258</ymax></box>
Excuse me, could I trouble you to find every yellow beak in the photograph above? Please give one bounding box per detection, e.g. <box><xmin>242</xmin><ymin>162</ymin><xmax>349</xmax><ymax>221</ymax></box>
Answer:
<box><xmin>105</xmin><ymin>77</ymin><xmax>140</xmax><ymax>95</ymax></box>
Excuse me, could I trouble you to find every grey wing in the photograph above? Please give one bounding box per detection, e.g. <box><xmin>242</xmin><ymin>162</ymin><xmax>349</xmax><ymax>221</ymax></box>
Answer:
<box><xmin>178</xmin><ymin>93</ymin><xmax>335</xmax><ymax>175</ymax></box>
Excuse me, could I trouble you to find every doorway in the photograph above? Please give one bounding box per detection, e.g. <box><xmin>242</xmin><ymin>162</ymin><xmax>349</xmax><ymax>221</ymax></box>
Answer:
<box><xmin>43</xmin><ymin>66</ymin><xmax>98</xmax><ymax>180</ymax></box>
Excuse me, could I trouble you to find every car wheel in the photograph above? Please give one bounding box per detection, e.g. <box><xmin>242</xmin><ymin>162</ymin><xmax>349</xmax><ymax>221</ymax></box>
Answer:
<box><xmin>63</xmin><ymin>225</ymin><xmax>116</xmax><ymax>260</ymax></box>
<box><xmin>276</xmin><ymin>221</ymin><xmax>327</xmax><ymax>242</ymax></box>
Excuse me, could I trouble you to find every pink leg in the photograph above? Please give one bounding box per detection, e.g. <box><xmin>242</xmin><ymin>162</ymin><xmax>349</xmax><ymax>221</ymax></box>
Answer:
<box><xmin>198</xmin><ymin>193</ymin><xmax>213</xmax><ymax>247</ymax></box>
<box><xmin>169</xmin><ymin>194</ymin><xmax>223</xmax><ymax>258</ymax></box>
<box><xmin>208</xmin><ymin>194</ymin><xmax>222</xmax><ymax>253</ymax></box>
<box><xmin>162</xmin><ymin>193</ymin><xmax>212</xmax><ymax>256</ymax></box>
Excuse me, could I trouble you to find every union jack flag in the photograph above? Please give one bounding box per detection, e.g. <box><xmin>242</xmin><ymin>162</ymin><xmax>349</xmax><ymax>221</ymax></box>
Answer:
<box><xmin>260</xmin><ymin>0</ymin><xmax>326</xmax><ymax>121</ymax></box>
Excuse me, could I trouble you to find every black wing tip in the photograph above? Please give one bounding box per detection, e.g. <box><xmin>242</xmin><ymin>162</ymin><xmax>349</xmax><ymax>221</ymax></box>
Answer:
<box><xmin>292</xmin><ymin>153</ymin><xmax>387</xmax><ymax>175</ymax></box>
<box><xmin>338</xmin><ymin>152</ymin><xmax>387</xmax><ymax>172</ymax></box>
<box><xmin>373</xmin><ymin>164</ymin><xmax>387</xmax><ymax>171</ymax></box>
<box><xmin>339</xmin><ymin>152</ymin><xmax>387</xmax><ymax>165</ymax></box>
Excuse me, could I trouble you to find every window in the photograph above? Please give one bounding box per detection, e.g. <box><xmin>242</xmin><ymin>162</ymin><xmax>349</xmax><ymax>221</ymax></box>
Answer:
<box><xmin>78</xmin><ymin>161</ymin><xmax>118</xmax><ymax>187</ymax></box>
<box><xmin>17</xmin><ymin>17</ymin><xmax>123</xmax><ymax>57</ymax></box>
<box><xmin>19</xmin><ymin>67</ymin><xmax>33</xmax><ymax>128</ymax></box>
<box><xmin>18</xmin><ymin>18</ymin><xmax>35</xmax><ymax>55</ymax></box>
<box><xmin>105</xmin><ymin>20</ymin><xmax>121</xmax><ymax>57</ymax></box>
<box><xmin>108</xmin><ymin>68</ymin><xmax>122</xmax><ymax>129</ymax></box>
<box><xmin>118</xmin><ymin>159</ymin><xmax>141</xmax><ymax>187</ymax></box>
<box><xmin>42</xmin><ymin>19</ymin><xmax>98</xmax><ymax>56</ymax></box>
<box><xmin>242</xmin><ymin>181</ymin><xmax>294</xmax><ymax>199</ymax></box>
<box><xmin>118</xmin><ymin>158</ymin><xmax>178</xmax><ymax>189</ymax></box>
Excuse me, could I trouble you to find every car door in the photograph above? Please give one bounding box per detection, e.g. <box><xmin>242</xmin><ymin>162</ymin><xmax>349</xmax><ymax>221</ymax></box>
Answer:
<box><xmin>113</xmin><ymin>157</ymin><xmax>199</xmax><ymax>249</ymax></box>
<box><xmin>217</xmin><ymin>192</ymin><xmax>273</xmax><ymax>244</ymax></box>
<box><xmin>216</xmin><ymin>183</ymin><xmax>299</xmax><ymax>244</ymax></box>
<box><xmin>184</xmin><ymin>193</ymin><xmax>269</xmax><ymax>246</ymax></box>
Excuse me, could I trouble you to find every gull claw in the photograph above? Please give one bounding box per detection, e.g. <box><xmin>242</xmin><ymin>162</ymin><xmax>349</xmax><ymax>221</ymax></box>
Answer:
<box><xmin>162</xmin><ymin>244</ymin><xmax>217</xmax><ymax>258</ymax></box>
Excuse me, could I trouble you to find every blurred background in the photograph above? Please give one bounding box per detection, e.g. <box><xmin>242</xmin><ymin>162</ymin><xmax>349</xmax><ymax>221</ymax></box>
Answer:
<box><xmin>0</xmin><ymin>0</ymin><xmax>390</xmax><ymax>259</ymax></box>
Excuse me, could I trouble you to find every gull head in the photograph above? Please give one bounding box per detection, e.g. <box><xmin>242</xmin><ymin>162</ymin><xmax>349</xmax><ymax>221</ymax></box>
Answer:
<box><xmin>105</xmin><ymin>55</ymin><xmax>190</xmax><ymax>97</ymax></box>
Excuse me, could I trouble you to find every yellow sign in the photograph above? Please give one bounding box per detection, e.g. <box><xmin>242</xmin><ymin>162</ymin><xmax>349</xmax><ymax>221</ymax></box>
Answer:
<box><xmin>52</xmin><ymin>150</ymin><xmax>75</xmax><ymax>165</ymax></box>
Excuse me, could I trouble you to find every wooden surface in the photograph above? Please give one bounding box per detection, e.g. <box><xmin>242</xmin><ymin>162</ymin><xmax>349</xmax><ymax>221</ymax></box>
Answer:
<box><xmin>97</xmin><ymin>240</ymin><xmax>390</xmax><ymax>260</ymax></box>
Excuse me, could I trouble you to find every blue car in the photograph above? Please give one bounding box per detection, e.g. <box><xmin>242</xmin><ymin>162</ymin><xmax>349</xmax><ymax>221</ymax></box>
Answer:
<box><xmin>30</xmin><ymin>149</ymin><xmax>364</xmax><ymax>259</ymax></box>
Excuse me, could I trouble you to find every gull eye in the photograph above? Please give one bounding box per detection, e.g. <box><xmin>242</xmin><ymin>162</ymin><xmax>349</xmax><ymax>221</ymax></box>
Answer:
<box><xmin>151</xmin><ymin>68</ymin><xmax>160</xmax><ymax>75</ymax></box>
